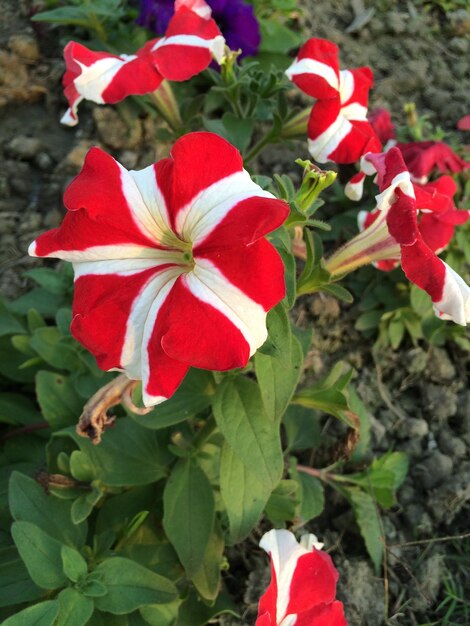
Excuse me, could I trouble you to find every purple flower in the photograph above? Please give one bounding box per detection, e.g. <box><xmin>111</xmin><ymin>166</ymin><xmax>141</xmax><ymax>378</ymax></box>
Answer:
<box><xmin>137</xmin><ymin>0</ymin><xmax>260</xmax><ymax>58</ymax></box>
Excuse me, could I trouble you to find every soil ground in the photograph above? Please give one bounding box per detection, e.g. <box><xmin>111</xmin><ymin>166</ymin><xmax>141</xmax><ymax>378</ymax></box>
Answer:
<box><xmin>1</xmin><ymin>1</ymin><xmax>469</xmax><ymax>625</ymax></box>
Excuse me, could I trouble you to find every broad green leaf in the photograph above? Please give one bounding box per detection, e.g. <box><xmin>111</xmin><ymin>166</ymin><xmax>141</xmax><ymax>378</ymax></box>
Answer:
<box><xmin>264</xmin><ymin>479</ymin><xmax>299</xmax><ymax>525</ymax></box>
<box><xmin>348</xmin><ymin>488</ymin><xmax>384</xmax><ymax>573</ymax></box>
<box><xmin>93</xmin><ymin>557</ymin><xmax>177</xmax><ymax>614</ymax></box>
<box><xmin>191</xmin><ymin>521</ymin><xmax>224</xmax><ymax>601</ymax></box>
<box><xmin>388</xmin><ymin>318</ymin><xmax>405</xmax><ymax>349</ymax></box>
<box><xmin>11</xmin><ymin>521</ymin><xmax>67</xmax><ymax>589</ymax></box>
<box><xmin>255</xmin><ymin>335</ymin><xmax>303</xmax><ymax>421</ymax></box>
<box><xmin>0</xmin><ymin>546</ymin><xmax>43</xmax><ymax>608</ymax></box>
<box><xmin>129</xmin><ymin>370</ymin><xmax>214</xmax><ymax>430</ymax></box>
<box><xmin>0</xmin><ymin>298</ymin><xmax>25</xmax><ymax>337</ymax></box>
<box><xmin>259</xmin><ymin>18</ymin><xmax>302</xmax><ymax>53</ymax></box>
<box><xmin>297</xmin><ymin>472</ymin><xmax>324</xmax><ymax>522</ymax></box>
<box><xmin>163</xmin><ymin>458</ymin><xmax>214</xmax><ymax>578</ymax></box>
<box><xmin>2</xmin><ymin>600</ymin><xmax>59</xmax><ymax>626</ymax></box>
<box><xmin>30</xmin><ymin>327</ymin><xmax>83</xmax><ymax>372</ymax></box>
<box><xmin>212</xmin><ymin>377</ymin><xmax>283</xmax><ymax>488</ymax></box>
<box><xmin>9</xmin><ymin>287</ymin><xmax>69</xmax><ymax>317</ymax></box>
<box><xmin>283</xmin><ymin>405</ymin><xmax>321</xmax><ymax>452</ymax></box>
<box><xmin>203</xmin><ymin>113</ymin><xmax>254</xmax><ymax>153</ymax></box>
<box><xmin>140</xmin><ymin>599</ymin><xmax>182</xmax><ymax>626</ymax></box>
<box><xmin>96</xmin><ymin>485</ymin><xmax>158</xmax><ymax>536</ymax></box>
<box><xmin>278</xmin><ymin>247</ymin><xmax>296</xmax><ymax>309</ymax></box>
<box><xmin>61</xmin><ymin>545</ymin><xmax>88</xmax><ymax>582</ymax></box>
<box><xmin>219</xmin><ymin>442</ymin><xmax>271</xmax><ymax>544</ymax></box>
<box><xmin>23</xmin><ymin>268</ymin><xmax>72</xmax><ymax>295</ymax></box>
<box><xmin>0</xmin><ymin>337</ymin><xmax>41</xmax><ymax>383</ymax></box>
<box><xmin>9</xmin><ymin>472</ymin><xmax>87</xmax><ymax>547</ymax></box>
<box><xmin>71</xmin><ymin>487</ymin><xmax>102</xmax><ymax>524</ymax></box>
<box><xmin>410</xmin><ymin>284</ymin><xmax>432</xmax><ymax>315</ymax></box>
<box><xmin>36</xmin><ymin>371</ymin><xmax>84</xmax><ymax>429</ymax></box>
<box><xmin>31</xmin><ymin>6</ymin><xmax>90</xmax><ymax>25</ymax></box>
<box><xmin>70</xmin><ymin>419</ymin><xmax>168</xmax><ymax>487</ymax></box>
<box><xmin>355</xmin><ymin>310</ymin><xmax>382</xmax><ymax>331</ymax></box>
<box><xmin>57</xmin><ymin>588</ymin><xmax>94</xmax><ymax>626</ymax></box>
<box><xmin>176</xmin><ymin>589</ymin><xmax>239</xmax><ymax>626</ymax></box>
<box><xmin>0</xmin><ymin>393</ymin><xmax>43</xmax><ymax>426</ymax></box>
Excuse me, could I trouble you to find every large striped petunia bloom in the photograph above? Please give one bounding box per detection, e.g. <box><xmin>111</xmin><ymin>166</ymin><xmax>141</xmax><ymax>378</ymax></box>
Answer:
<box><xmin>61</xmin><ymin>0</ymin><xmax>225</xmax><ymax>126</ymax></box>
<box><xmin>256</xmin><ymin>529</ymin><xmax>347</xmax><ymax>626</ymax></box>
<box><xmin>28</xmin><ymin>133</ymin><xmax>289</xmax><ymax>406</ymax></box>
<box><xmin>326</xmin><ymin>148</ymin><xmax>470</xmax><ymax>325</ymax></box>
<box><xmin>285</xmin><ymin>38</ymin><xmax>381</xmax><ymax>164</ymax></box>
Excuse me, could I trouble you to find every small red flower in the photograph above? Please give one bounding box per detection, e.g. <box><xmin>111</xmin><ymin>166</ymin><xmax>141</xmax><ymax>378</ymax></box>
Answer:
<box><xmin>457</xmin><ymin>115</ymin><xmax>470</xmax><ymax>131</ymax></box>
<box><xmin>285</xmin><ymin>38</ymin><xmax>381</xmax><ymax>164</ymax></box>
<box><xmin>329</xmin><ymin>148</ymin><xmax>470</xmax><ymax>325</ymax></box>
<box><xmin>29</xmin><ymin>133</ymin><xmax>288</xmax><ymax>405</ymax></box>
<box><xmin>368</xmin><ymin>107</ymin><xmax>396</xmax><ymax>145</ymax></box>
<box><xmin>256</xmin><ymin>530</ymin><xmax>347</xmax><ymax>626</ymax></box>
<box><xmin>61</xmin><ymin>0</ymin><xmax>225</xmax><ymax>126</ymax></box>
<box><xmin>396</xmin><ymin>140</ymin><xmax>470</xmax><ymax>183</ymax></box>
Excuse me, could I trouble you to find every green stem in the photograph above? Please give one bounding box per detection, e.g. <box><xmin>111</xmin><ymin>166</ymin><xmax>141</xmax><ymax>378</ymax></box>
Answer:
<box><xmin>244</xmin><ymin>132</ymin><xmax>274</xmax><ymax>164</ymax></box>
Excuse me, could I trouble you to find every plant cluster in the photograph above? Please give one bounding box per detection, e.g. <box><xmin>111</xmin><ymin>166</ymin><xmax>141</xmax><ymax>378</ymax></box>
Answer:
<box><xmin>1</xmin><ymin>0</ymin><xmax>469</xmax><ymax>624</ymax></box>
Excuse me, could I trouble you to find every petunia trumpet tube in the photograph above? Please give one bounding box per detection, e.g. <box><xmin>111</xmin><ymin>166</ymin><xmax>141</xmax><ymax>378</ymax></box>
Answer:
<box><xmin>256</xmin><ymin>529</ymin><xmax>347</xmax><ymax>626</ymax></box>
<box><xmin>29</xmin><ymin>132</ymin><xmax>289</xmax><ymax>406</ymax></box>
<box><xmin>61</xmin><ymin>0</ymin><xmax>225</xmax><ymax>126</ymax></box>
<box><xmin>285</xmin><ymin>38</ymin><xmax>381</xmax><ymax>164</ymax></box>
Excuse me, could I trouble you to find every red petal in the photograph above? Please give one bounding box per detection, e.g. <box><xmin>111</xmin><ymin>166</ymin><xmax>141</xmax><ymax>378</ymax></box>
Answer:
<box><xmin>284</xmin><ymin>551</ymin><xmax>338</xmax><ymax>615</ymax></box>
<box><xmin>401</xmin><ymin>237</ymin><xmax>446</xmax><ymax>302</ymax></box>
<box><xmin>151</xmin><ymin>7</ymin><xmax>222</xmax><ymax>80</ymax></box>
<box><xmin>457</xmin><ymin>115</ymin><xmax>470</xmax><ymax>131</ymax></box>
<box><xmin>342</xmin><ymin>67</ymin><xmax>374</xmax><ymax>108</ymax></box>
<box><xmin>196</xmin><ymin>239</ymin><xmax>286</xmax><ymax>311</ymax></box>
<box><xmin>295</xmin><ymin>601</ymin><xmax>347</xmax><ymax>626</ymax></box>
<box><xmin>71</xmin><ymin>268</ymin><xmax>159</xmax><ymax>371</ymax></box>
<box><xmin>386</xmin><ymin>187</ymin><xmax>418</xmax><ymax>246</ymax></box>
<box><xmin>169</xmin><ymin>132</ymin><xmax>244</xmax><ymax>221</ymax></box>
<box><xmin>257</xmin><ymin>562</ymin><xmax>277</xmax><ymax>626</ymax></box>
<box><xmin>328</xmin><ymin>120</ymin><xmax>381</xmax><ymax>164</ymax></box>
<box><xmin>33</xmin><ymin>148</ymin><xmax>158</xmax><ymax>257</ymax></box>
<box><xmin>288</xmin><ymin>38</ymin><xmax>340</xmax><ymax>99</ymax></box>
<box><xmin>159</xmin><ymin>278</ymin><xmax>251</xmax><ymax>370</ymax></box>
<box><xmin>419</xmin><ymin>213</ymin><xmax>455</xmax><ymax>252</ymax></box>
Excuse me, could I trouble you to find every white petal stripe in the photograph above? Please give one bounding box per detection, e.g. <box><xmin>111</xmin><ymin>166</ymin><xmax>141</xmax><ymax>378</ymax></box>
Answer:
<box><xmin>72</xmin><ymin>253</ymin><xmax>182</xmax><ymax>280</ymax></box>
<box><xmin>121</xmin><ymin>267</ymin><xmax>183</xmax><ymax>386</ymax></box>
<box><xmin>185</xmin><ymin>258</ymin><xmax>268</xmax><ymax>356</ymax></box>
<box><xmin>260</xmin><ymin>529</ymin><xmax>310</xmax><ymax>623</ymax></box>
<box><xmin>285</xmin><ymin>57</ymin><xmax>339</xmax><ymax>92</ymax></box>
<box><xmin>433</xmin><ymin>263</ymin><xmax>470</xmax><ymax>326</ymax></box>
<box><xmin>308</xmin><ymin>116</ymin><xmax>353</xmax><ymax>163</ymax></box>
<box><xmin>28</xmin><ymin>242</ymin><xmax>168</xmax><ymax>263</ymax></box>
<box><xmin>175</xmin><ymin>170</ymin><xmax>275</xmax><ymax>245</ymax></box>
<box><xmin>74</xmin><ymin>56</ymin><xmax>136</xmax><ymax>103</ymax></box>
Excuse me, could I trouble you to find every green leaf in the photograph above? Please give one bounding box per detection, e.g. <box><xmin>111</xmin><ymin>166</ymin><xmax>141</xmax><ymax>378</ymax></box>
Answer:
<box><xmin>31</xmin><ymin>6</ymin><xmax>91</xmax><ymax>25</ymax></box>
<box><xmin>264</xmin><ymin>479</ymin><xmax>299</xmax><ymax>525</ymax></box>
<box><xmin>57</xmin><ymin>588</ymin><xmax>94</xmax><ymax>626</ymax></box>
<box><xmin>0</xmin><ymin>298</ymin><xmax>25</xmax><ymax>337</ymax></box>
<box><xmin>297</xmin><ymin>471</ymin><xmax>324</xmax><ymax>522</ymax></box>
<box><xmin>2</xmin><ymin>600</ymin><xmax>59</xmax><ymax>626</ymax></box>
<box><xmin>36</xmin><ymin>371</ymin><xmax>84</xmax><ymax>429</ymax></box>
<box><xmin>321</xmin><ymin>283</ymin><xmax>354</xmax><ymax>304</ymax></box>
<box><xmin>176</xmin><ymin>589</ymin><xmax>239</xmax><ymax>626</ymax></box>
<box><xmin>81</xmin><ymin>577</ymin><xmax>108</xmax><ymax>598</ymax></box>
<box><xmin>71</xmin><ymin>488</ymin><xmax>102</xmax><ymax>524</ymax></box>
<box><xmin>11</xmin><ymin>521</ymin><xmax>68</xmax><ymax>589</ymax></box>
<box><xmin>191</xmin><ymin>521</ymin><xmax>224</xmax><ymax>601</ymax></box>
<box><xmin>30</xmin><ymin>327</ymin><xmax>83</xmax><ymax>372</ymax></box>
<box><xmin>61</xmin><ymin>545</ymin><xmax>88</xmax><ymax>582</ymax></box>
<box><xmin>410</xmin><ymin>284</ymin><xmax>432</xmax><ymax>315</ymax></box>
<box><xmin>348</xmin><ymin>488</ymin><xmax>384</xmax><ymax>573</ymax></box>
<box><xmin>0</xmin><ymin>337</ymin><xmax>41</xmax><ymax>383</ymax></box>
<box><xmin>219</xmin><ymin>442</ymin><xmax>271</xmax><ymax>544</ymax></box>
<box><xmin>388</xmin><ymin>318</ymin><xmax>405</xmax><ymax>349</ymax></box>
<box><xmin>129</xmin><ymin>369</ymin><xmax>214</xmax><ymax>430</ymax></box>
<box><xmin>0</xmin><ymin>393</ymin><xmax>43</xmax><ymax>426</ymax></box>
<box><xmin>283</xmin><ymin>405</ymin><xmax>321</xmax><ymax>452</ymax></box>
<box><xmin>259</xmin><ymin>18</ymin><xmax>302</xmax><ymax>53</ymax></box>
<box><xmin>255</xmin><ymin>306</ymin><xmax>303</xmax><ymax>421</ymax></box>
<box><xmin>163</xmin><ymin>458</ymin><xmax>215</xmax><ymax>578</ymax></box>
<box><xmin>0</xmin><ymin>546</ymin><xmax>43</xmax><ymax>608</ymax></box>
<box><xmin>93</xmin><ymin>557</ymin><xmax>177</xmax><ymax>614</ymax></box>
<box><xmin>213</xmin><ymin>377</ymin><xmax>283</xmax><ymax>489</ymax></box>
<box><xmin>355</xmin><ymin>310</ymin><xmax>383</xmax><ymax>331</ymax></box>
<box><xmin>9</xmin><ymin>287</ymin><xmax>69</xmax><ymax>317</ymax></box>
<box><xmin>278</xmin><ymin>246</ymin><xmax>297</xmax><ymax>309</ymax></box>
<box><xmin>69</xmin><ymin>419</ymin><xmax>168</xmax><ymax>487</ymax></box>
<box><xmin>140</xmin><ymin>600</ymin><xmax>182</xmax><ymax>626</ymax></box>
<box><xmin>9</xmin><ymin>472</ymin><xmax>87</xmax><ymax>547</ymax></box>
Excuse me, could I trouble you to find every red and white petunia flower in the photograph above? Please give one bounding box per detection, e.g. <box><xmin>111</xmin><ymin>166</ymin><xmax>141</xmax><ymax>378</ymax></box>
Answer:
<box><xmin>368</xmin><ymin>107</ymin><xmax>396</xmax><ymax>146</ymax></box>
<box><xmin>357</xmin><ymin>174</ymin><xmax>470</xmax><ymax>270</ymax></box>
<box><xmin>256</xmin><ymin>529</ymin><xmax>347</xmax><ymax>626</ymax></box>
<box><xmin>285</xmin><ymin>38</ymin><xmax>381</xmax><ymax>164</ymax></box>
<box><xmin>29</xmin><ymin>132</ymin><xmax>288</xmax><ymax>405</ymax></box>
<box><xmin>327</xmin><ymin>148</ymin><xmax>470</xmax><ymax>325</ymax></box>
<box><xmin>61</xmin><ymin>0</ymin><xmax>225</xmax><ymax>126</ymax></box>
<box><xmin>396</xmin><ymin>140</ymin><xmax>470</xmax><ymax>184</ymax></box>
